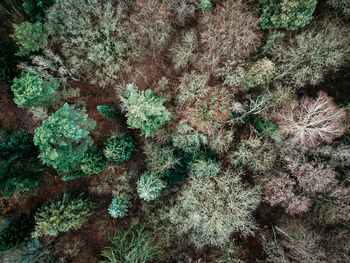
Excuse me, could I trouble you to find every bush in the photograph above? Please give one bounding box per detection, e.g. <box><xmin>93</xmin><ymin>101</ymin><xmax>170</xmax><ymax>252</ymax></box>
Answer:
<box><xmin>170</xmin><ymin>30</ymin><xmax>198</xmax><ymax>71</ymax></box>
<box><xmin>11</xmin><ymin>72</ymin><xmax>58</xmax><ymax>108</ymax></box>
<box><xmin>0</xmin><ymin>39</ymin><xmax>19</xmax><ymax>84</ymax></box>
<box><xmin>108</xmin><ymin>198</ymin><xmax>131</xmax><ymax>218</ymax></box>
<box><xmin>61</xmin><ymin>170</ymin><xmax>85</xmax><ymax>181</ymax></box>
<box><xmin>188</xmin><ymin>158</ymin><xmax>220</xmax><ymax>178</ymax></box>
<box><xmin>11</xmin><ymin>21</ymin><xmax>47</xmax><ymax>56</ymax></box>
<box><xmin>244</xmin><ymin>58</ymin><xmax>275</xmax><ymax>88</ymax></box>
<box><xmin>270</xmin><ymin>16</ymin><xmax>350</xmax><ymax>87</ymax></box>
<box><xmin>22</xmin><ymin>0</ymin><xmax>54</xmax><ymax>21</ymax></box>
<box><xmin>97</xmin><ymin>105</ymin><xmax>121</xmax><ymax>120</ymax></box>
<box><xmin>0</xmin><ymin>213</ymin><xmax>34</xmax><ymax>252</ymax></box>
<box><xmin>137</xmin><ymin>172</ymin><xmax>166</xmax><ymax>201</ymax></box>
<box><xmin>121</xmin><ymin>86</ymin><xmax>173</xmax><ymax>137</ymax></box>
<box><xmin>34</xmin><ymin>103</ymin><xmax>96</xmax><ymax>173</ymax></box>
<box><xmin>46</xmin><ymin>0</ymin><xmax>138</xmax><ymax>87</ymax></box>
<box><xmin>260</xmin><ymin>0</ymin><xmax>317</xmax><ymax>30</ymax></box>
<box><xmin>100</xmin><ymin>224</ymin><xmax>164</xmax><ymax>263</ymax></box>
<box><xmin>80</xmin><ymin>147</ymin><xmax>106</xmax><ymax>175</ymax></box>
<box><xmin>103</xmin><ymin>134</ymin><xmax>136</xmax><ymax>163</ymax></box>
<box><xmin>167</xmin><ymin>170</ymin><xmax>261</xmax><ymax>248</ymax></box>
<box><xmin>0</xmin><ymin>130</ymin><xmax>43</xmax><ymax>198</ymax></box>
<box><xmin>32</xmin><ymin>193</ymin><xmax>94</xmax><ymax>237</ymax></box>
<box><xmin>200</xmin><ymin>0</ymin><xmax>213</xmax><ymax>10</ymax></box>
<box><xmin>199</xmin><ymin>0</ymin><xmax>263</xmax><ymax>73</ymax></box>
<box><xmin>276</xmin><ymin>92</ymin><xmax>346</xmax><ymax>149</ymax></box>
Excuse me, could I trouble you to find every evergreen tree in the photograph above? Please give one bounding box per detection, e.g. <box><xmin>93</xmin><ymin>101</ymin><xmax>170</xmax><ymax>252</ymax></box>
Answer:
<box><xmin>0</xmin><ymin>130</ymin><xmax>43</xmax><ymax>198</ymax></box>
<box><xmin>137</xmin><ymin>172</ymin><xmax>166</xmax><ymax>201</ymax></box>
<box><xmin>34</xmin><ymin>103</ymin><xmax>96</xmax><ymax>173</ymax></box>
<box><xmin>80</xmin><ymin>147</ymin><xmax>107</xmax><ymax>175</ymax></box>
<box><xmin>97</xmin><ymin>105</ymin><xmax>121</xmax><ymax>120</ymax></box>
<box><xmin>108</xmin><ymin>198</ymin><xmax>131</xmax><ymax>218</ymax></box>
<box><xmin>11</xmin><ymin>72</ymin><xmax>59</xmax><ymax>108</ymax></box>
<box><xmin>32</xmin><ymin>193</ymin><xmax>95</xmax><ymax>237</ymax></box>
<box><xmin>104</xmin><ymin>134</ymin><xmax>136</xmax><ymax>163</ymax></box>
<box><xmin>121</xmin><ymin>85</ymin><xmax>173</xmax><ymax>137</ymax></box>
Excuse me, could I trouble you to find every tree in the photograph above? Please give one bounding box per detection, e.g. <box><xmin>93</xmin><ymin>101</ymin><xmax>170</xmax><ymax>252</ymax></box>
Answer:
<box><xmin>22</xmin><ymin>0</ymin><xmax>55</xmax><ymax>21</ymax></box>
<box><xmin>11</xmin><ymin>72</ymin><xmax>58</xmax><ymax>108</ymax></box>
<box><xmin>11</xmin><ymin>21</ymin><xmax>47</xmax><ymax>56</ymax></box>
<box><xmin>244</xmin><ymin>58</ymin><xmax>275</xmax><ymax>88</ymax></box>
<box><xmin>121</xmin><ymin>85</ymin><xmax>173</xmax><ymax>137</ymax></box>
<box><xmin>32</xmin><ymin>193</ymin><xmax>94</xmax><ymax>237</ymax></box>
<box><xmin>80</xmin><ymin>147</ymin><xmax>107</xmax><ymax>175</ymax></box>
<box><xmin>137</xmin><ymin>172</ymin><xmax>166</xmax><ymax>201</ymax></box>
<box><xmin>188</xmin><ymin>158</ymin><xmax>220</xmax><ymax>178</ymax></box>
<box><xmin>0</xmin><ymin>130</ymin><xmax>43</xmax><ymax>198</ymax></box>
<box><xmin>97</xmin><ymin>105</ymin><xmax>121</xmax><ymax>119</ymax></box>
<box><xmin>260</xmin><ymin>0</ymin><xmax>317</xmax><ymax>30</ymax></box>
<box><xmin>0</xmin><ymin>213</ymin><xmax>34</xmax><ymax>252</ymax></box>
<box><xmin>276</xmin><ymin>92</ymin><xmax>346</xmax><ymax>149</ymax></box>
<box><xmin>0</xmin><ymin>39</ymin><xmax>19</xmax><ymax>84</ymax></box>
<box><xmin>167</xmin><ymin>170</ymin><xmax>261</xmax><ymax>248</ymax></box>
<box><xmin>103</xmin><ymin>134</ymin><xmax>136</xmax><ymax>163</ymax></box>
<box><xmin>108</xmin><ymin>198</ymin><xmax>131</xmax><ymax>218</ymax></box>
<box><xmin>34</xmin><ymin>103</ymin><xmax>96</xmax><ymax>173</ymax></box>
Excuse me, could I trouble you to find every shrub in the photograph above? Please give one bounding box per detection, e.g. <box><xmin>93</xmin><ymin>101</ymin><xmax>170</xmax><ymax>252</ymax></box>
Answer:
<box><xmin>167</xmin><ymin>170</ymin><xmax>261</xmax><ymax>248</ymax></box>
<box><xmin>0</xmin><ymin>39</ymin><xmax>19</xmax><ymax>84</ymax></box>
<box><xmin>276</xmin><ymin>92</ymin><xmax>346</xmax><ymax>149</ymax></box>
<box><xmin>108</xmin><ymin>198</ymin><xmax>131</xmax><ymax>218</ymax></box>
<box><xmin>260</xmin><ymin>0</ymin><xmax>317</xmax><ymax>30</ymax></box>
<box><xmin>199</xmin><ymin>0</ymin><xmax>263</xmax><ymax>73</ymax></box>
<box><xmin>32</xmin><ymin>193</ymin><xmax>94</xmax><ymax>237</ymax></box>
<box><xmin>34</xmin><ymin>103</ymin><xmax>96</xmax><ymax>173</ymax></box>
<box><xmin>175</xmin><ymin>72</ymin><xmax>209</xmax><ymax>108</ymax></box>
<box><xmin>244</xmin><ymin>58</ymin><xmax>275</xmax><ymax>88</ymax></box>
<box><xmin>0</xmin><ymin>130</ymin><xmax>43</xmax><ymax>198</ymax></box>
<box><xmin>170</xmin><ymin>30</ymin><xmax>198</xmax><ymax>70</ymax></box>
<box><xmin>328</xmin><ymin>0</ymin><xmax>350</xmax><ymax>19</ymax></box>
<box><xmin>137</xmin><ymin>172</ymin><xmax>166</xmax><ymax>201</ymax></box>
<box><xmin>0</xmin><ymin>213</ymin><xmax>34</xmax><ymax>252</ymax></box>
<box><xmin>103</xmin><ymin>134</ymin><xmax>136</xmax><ymax>163</ymax></box>
<box><xmin>97</xmin><ymin>105</ymin><xmax>121</xmax><ymax>120</ymax></box>
<box><xmin>200</xmin><ymin>0</ymin><xmax>213</xmax><ymax>10</ymax></box>
<box><xmin>22</xmin><ymin>0</ymin><xmax>54</xmax><ymax>21</ymax></box>
<box><xmin>46</xmin><ymin>0</ymin><xmax>138</xmax><ymax>87</ymax></box>
<box><xmin>188</xmin><ymin>158</ymin><xmax>220</xmax><ymax>178</ymax></box>
<box><xmin>100</xmin><ymin>224</ymin><xmax>164</xmax><ymax>263</ymax></box>
<box><xmin>80</xmin><ymin>147</ymin><xmax>107</xmax><ymax>175</ymax></box>
<box><xmin>11</xmin><ymin>21</ymin><xmax>47</xmax><ymax>56</ymax></box>
<box><xmin>11</xmin><ymin>72</ymin><xmax>58</xmax><ymax>108</ymax></box>
<box><xmin>121</xmin><ymin>86</ymin><xmax>173</xmax><ymax>137</ymax></box>
<box><xmin>269</xmin><ymin>16</ymin><xmax>350</xmax><ymax>87</ymax></box>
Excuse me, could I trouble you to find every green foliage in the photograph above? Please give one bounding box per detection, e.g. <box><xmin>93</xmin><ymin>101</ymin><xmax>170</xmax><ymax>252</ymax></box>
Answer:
<box><xmin>137</xmin><ymin>172</ymin><xmax>166</xmax><ymax>201</ymax></box>
<box><xmin>121</xmin><ymin>86</ymin><xmax>173</xmax><ymax>137</ymax></box>
<box><xmin>244</xmin><ymin>58</ymin><xmax>275</xmax><ymax>88</ymax></box>
<box><xmin>104</xmin><ymin>134</ymin><xmax>136</xmax><ymax>163</ymax></box>
<box><xmin>170</xmin><ymin>30</ymin><xmax>198</xmax><ymax>70</ymax></box>
<box><xmin>189</xmin><ymin>158</ymin><xmax>220</xmax><ymax>178</ymax></box>
<box><xmin>0</xmin><ymin>39</ymin><xmax>19</xmax><ymax>84</ymax></box>
<box><xmin>80</xmin><ymin>147</ymin><xmax>106</xmax><ymax>175</ymax></box>
<box><xmin>97</xmin><ymin>105</ymin><xmax>121</xmax><ymax>120</ymax></box>
<box><xmin>254</xmin><ymin>118</ymin><xmax>278</xmax><ymax>135</ymax></box>
<box><xmin>11</xmin><ymin>21</ymin><xmax>47</xmax><ymax>56</ymax></box>
<box><xmin>61</xmin><ymin>170</ymin><xmax>85</xmax><ymax>181</ymax></box>
<box><xmin>0</xmin><ymin>213</ymin><xmax>34</xmax><ymax>252</ymax></box>
<box><xmin>100</xmin><ymin>224</ymin><xmax>164</xmax><ymax>263</ymax></box>
<box><xmin>162</xmin><ymin>148</ymin><xmax>192</xmax><ymax>185</ymax></box>
<box><xmin>11</xmin><ymin>72</ymin><xmax>58</xmax><ymax>108</ymax></box>
<box><xmin>260</xmin><ymin>0</ymin><xmax>317</xmax><ymax>30</ymax></box>
<box><xmin>22</xmin><ymin>0</ymin><xmax>54</xmax><ymax>21</ymax></box>
<box><xmin>32</xmin><ymin>193</ymin><xmax>94</xmax><ymax>238</ymax></box>
<box><xmin>34</xmin><ymin>103</ymin><xmax>96</xmax><ymax>173</ymax></box>
<box><xmin>108</xmin><ymin>198</ymin><xmax>131</xmax><ymax>218</ymax></box>
<box><xmin>167</xmin><ymin>170</ymin><xmax>261</xmax><ymax>248</ymax></box>
<box><xmin>200</xmin><ymin>0</ymin><xmax>213</xmax><ymax>10</ymax></box>
<box><xmin>0</xmin><ymin>130</ymin><xmax>43</xmax><ymax>198</ymax></box>
<box><xmin>46</xmin><ymin>0</ymin><xmax>138</xmax><ymax>87</ymax></box>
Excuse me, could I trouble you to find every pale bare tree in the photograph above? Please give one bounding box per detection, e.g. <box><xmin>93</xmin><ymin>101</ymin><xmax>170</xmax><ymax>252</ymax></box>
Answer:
<box><xmin>276</xmin><ymin>91</ymin><xmax>346</xmax><ymax>148</ymax></box>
